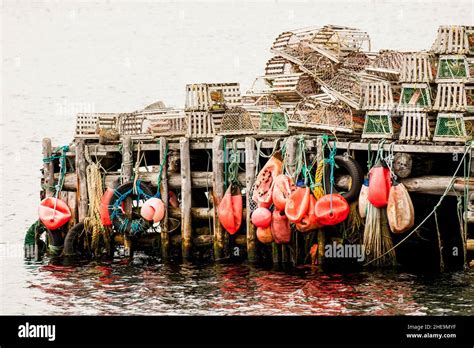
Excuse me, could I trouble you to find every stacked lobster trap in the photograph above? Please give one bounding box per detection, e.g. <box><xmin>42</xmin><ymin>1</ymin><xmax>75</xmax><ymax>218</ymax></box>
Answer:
<box><xmin>431</xmin><ymin>25</ymin><xmax>473</xmax><ymax>142</ymax></box>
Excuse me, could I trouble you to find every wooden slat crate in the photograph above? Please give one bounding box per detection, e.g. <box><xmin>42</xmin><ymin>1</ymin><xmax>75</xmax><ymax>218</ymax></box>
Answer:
<box><xmin>435</xmin><ymin>55</ymin><xmax>469</xmax><ymax>83</ymax></box>
<box><xmin>265</xmin><ymin>57</ymin><xmax>300</xmax><ymax>76</ymax></box>
<box><xmin>365</xmin><ymin>50</ymin><xmax>404</xmax><ymax>81</ymax></box>
<box><xmin>361</xmin><ymin>81</ymin><xmax>394</xmax><ymax>110</ymax></box>
<box><xmin>187</xmin><ymin>111</ymin><xmax>215</xmax><ymax>138</ymax></box>
<box><xmin>431</xmin><ymin>25</ymin><xmax>470</xmax><ymax>55</ymax></box>
<box><xmin>146</xmin><ymin>109</ymin><xmax>187</xmax><ymax>137</ymax></box>
<box><xmin>289</xmin><ymin>97</ymin><xmax>354</xmax><ymax>133</ymax></box>
<box><xmin>433</xmin><ymin>113</ymin><xmax>467</xmax><ymax>142</ymax></box>
<box><xmin>75</xmin><ymin>113</ymin><xmax>119</xmax><ymax>137</ymax></box>
<box><xmin>433</xmin><ymin>83</ymin><xmax>467</xmax><ymax>111</ymax></box>
<box><xmin>309</xmin><ymin>25</ymin><xmax>371</xmax><ymax>56</ymax></box>
<box><xmin>466</xmin><ymin>86</ymin><xmax>474</xmax><ymax>113</ymax></box>
<box><xmin>120</xmin><ymin>113</ymin><xmax>146</xmax><ymax>135</ymax></box>
<box><xmin>399</xmin><ymin>112</ymin><xmax>431</xmax><ymax>141</ymax></box>
<box><xmin>185</xmin><ymin>83</ymin><xmax>241</xmax><ymax>112</ymax></box>
<box><xmin>400</xmin><ymin>52</ymin><xmax>434</xmax><ymax>82</ymax></box>
<box><xmin>270</xmin><ymin>73</ymin><xmax>318</xmax><ymax>102</ymax></box>
<box><xmin>398</xmin><ymin>83</ymin><xmax>432</xmax><ymax>112</ymax></box>
<box><xmin>270</xmin><ymin>27</ymin><xmax>321</xmax><ymax>52</ymax></box>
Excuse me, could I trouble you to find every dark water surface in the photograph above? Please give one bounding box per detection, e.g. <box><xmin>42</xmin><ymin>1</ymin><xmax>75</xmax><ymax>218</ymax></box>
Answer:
<box><xmin>8</xmin><ymin>259</ymin><xmax>472</xmax><ymax>315</ymax></box>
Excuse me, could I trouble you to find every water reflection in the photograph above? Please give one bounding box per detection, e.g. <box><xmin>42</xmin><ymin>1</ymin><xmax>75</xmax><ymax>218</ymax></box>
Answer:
<box><xmin>17</xmin><ymin>259</ymin><xmax>473</xmax><ymax>316</ymax></box>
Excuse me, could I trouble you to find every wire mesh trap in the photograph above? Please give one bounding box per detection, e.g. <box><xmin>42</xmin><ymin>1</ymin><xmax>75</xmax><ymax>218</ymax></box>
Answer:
<box><xmin>433</xmin><ymin>113</ymin><xmax>467</xmax><ymax>142</ymax></box>
<box><xmin>362</xmin><ymin>111</ymin><xmax>394</xmax><ymax>139</ymax></box>
<box><xmin>219</xmin><ymin>107</ymin><xmax>256</xmax><ymax>135</ymax></box>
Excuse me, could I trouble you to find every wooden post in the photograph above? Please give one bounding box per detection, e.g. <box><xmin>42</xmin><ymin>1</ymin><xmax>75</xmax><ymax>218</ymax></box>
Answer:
<box><xmin>316</xmin><ymin>136</ymin><xmax>325</xmax><ymax>265</ymax></box>
<box><xmin>68</xmin><ymin>191</ymin><xmax>77</xmax><ymax>230</ymax></box>
<box><xmin>212</xmin><ymin>136</ymin><xmax>228</xmax><ymax>260</ymax></box>
<box><xmin>42</xmin><ymin>138</ymin><xmax>55</xmax><ymax>197</ymax></box>
<box><xmin>283</xmin><ymin>136</ymin><xmax>298</xmax><ymax>264</ymax></box>
<box><xmin>180</xmin><ymin>137</ymin><xmax>192</xmax><ymax>260</ymax></box>
<box><xmin>245</xmin><ymin>137</ymin><xmax>257</xmax><ymax>262</ymax></box>
<box><xmin>159</xmin><ymin>137</ymin><xmax>170</xmax><ymax>260</ymax></box>
<box><xmin>75</xmin><ymin>140</ymin><xmax>88</xmax><ymax>221</ymax></box>
<box><xmin>122</xmin><ymin>136</ymin><xmax>134</xmax><ymax>256</ymax></box>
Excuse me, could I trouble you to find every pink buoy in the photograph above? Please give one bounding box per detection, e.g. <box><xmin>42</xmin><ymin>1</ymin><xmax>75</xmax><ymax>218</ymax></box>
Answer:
<box><xmin>140</xmin><ymin>197</ymin><xmax>165</xmax><ymax>223</ymax></box>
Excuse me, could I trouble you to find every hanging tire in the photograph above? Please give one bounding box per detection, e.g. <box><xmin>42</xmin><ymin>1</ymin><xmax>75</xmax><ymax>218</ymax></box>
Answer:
<box><xmin>324</xmin><ymin>155</ymin><xmax>363</xmax><ymax>203</ymax></box>
<box><xmin>64</xmin><ymin>222</ymin><xmax>87</xmax><ymax>256</ymax></box>
<box><xmin>107</xmin><ymin>181</ymin><xmax>154</xmax><ymax>235</ymax></box>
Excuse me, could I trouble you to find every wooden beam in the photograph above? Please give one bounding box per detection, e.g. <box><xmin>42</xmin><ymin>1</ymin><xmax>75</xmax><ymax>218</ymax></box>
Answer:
<box><xmin>180</xmin><ymin>137</ymin><xmax>192</xmax><ymax>260</ymax></box>
<box><xmin>336</xmin><ymin>141</ymin><xmax>469</xmax><ymax>154</ymax></box>
<box><xmin>245</xmin><ymin>137</ymin><xmax>257</xmax><ymax>263</ymax></box>
<box><xmin>75</xmin><ymin>140</ymin><xmax>88</xmax><ymax>221</ymax></box>
<box><xmin>159</xmin><ymin>137</ymin><xmax>170</xmax><ymax>260</ymax></box>
<box><xmin>212</xmin><ymin>136</ymin><xmax>228</xmax><ymax>260</ymax></box>
<box><xmin>42</xmin><ymin>138</ymin><xmax>54</xmax><ymax>197</ymax></box>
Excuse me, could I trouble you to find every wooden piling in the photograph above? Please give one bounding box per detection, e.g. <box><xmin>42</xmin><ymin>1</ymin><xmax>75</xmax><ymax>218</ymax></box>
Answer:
<box><xmin>42</xmin><ymin>138</ymin><xmax>55</xmax><ymax>197</ymax></box>
<box><xmin>75</xmin><ymin>140</ymin><xmax>88</xmax><ymax>221</ymax></box>
<box><xmin>283</xmin><ymin>136</ymin><xmax>298</xmax><ymax>264</ymax></box>
<box><xmin>245</xmin><ymin>137</ymin><xmax>257</xmax><ymax>262</ymax></box>
<box><xmin>212</xmin><ymin>136</ymin><xmax>228</xmax><ymax>260</ymax></box>
<box><xmin>180</xmin><ymin>137</ymin><xmax>192</xmax><ymax>260</ymax></box>
<box><xmin>121</xmin><ymin>136</ymin><xmax>134</xmax><ymax>256</ymax></box>
<box><xmin>159</xmin><ymin>137</ymin><xmax>170</xmax><ymax>260</ymax></box>
<box><xmin>316</xmin><ymin>136</ymin><xmax>326</xmax><ymax>265</ymax></box>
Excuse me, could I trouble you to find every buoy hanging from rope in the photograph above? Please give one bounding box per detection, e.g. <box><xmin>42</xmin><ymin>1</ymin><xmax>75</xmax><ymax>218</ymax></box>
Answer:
<box><xmin>272</xmin><ymin>174</ymin><xmax>296</xmax><ymax>211</ymax></box>
<box><xmin>314</xmin><ymin>193</ymin><xmax>349</xmax><ymax>226</ymax></box>
<box><xmin>218</xmin><ymin>184</ymin><xmax>242</xmax><ymax>235</ymax></box>
<box><xmin>295</xmin><ymin>193</ymin><xmax>321</xmax><ymax>232</ymax></box>
<box><xmin>38</xmin><ymin>197</ymin><xmax>71</xmax><ymax>230</ymax></box>
<box><xmin>252</xmin><ymin>153</ymin><xmax>283</xmax><ymax>208</ymax></box>
<box><xmin>368</xmin><ymin>160</ymin><xmax>392</xmax><ymax>208</ymax></box>
<box><xmin>285</xmin><ymin>186</ymin><xmax>310</xmax><ymax>223</ymax></box>
<box><xmin>271</xmin><ymin>209</ymin><xmax>291</xmax><ymax>244</ymax></box>
<box><xmin>141</xmin><ymin>197</ymin><xmax>165</xmax><ymax>223</ymax></box>
<box><xmin>386</xmin><ymin>182</ymin><xmax>414</xmax><ymax>233</ymax></box>
<box><xmin>257</xmin><ymin>225</ymin><xmax>273</xmax><ymax>244</ymax></box>
<box><xmin>251</xmin><ymin>207</ymin><xmax>272</xmax><ymax>228</ymax></box>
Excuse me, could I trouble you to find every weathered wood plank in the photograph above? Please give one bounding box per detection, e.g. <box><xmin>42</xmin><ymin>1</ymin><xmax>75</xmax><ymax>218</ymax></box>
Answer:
<box><xmin>75</xmin><ymin>140</ymin><xmax>88</xmax><ymax>221</ymax></box>
<box><xmin>42</xmin><ymin>138</ymin><xmax>55</xmax><ymax>197</ymax></box>
<box><xmin>245</xmin><ymin>137</ymin><xmax>257</xmax><ymax>263</ymax></box>
<box><xmin>159</xmin><ymin>137</ymin><xmax>170</xmax><ymax>260</ymax></box>
<box><xmin>212</xmin><ymin>135</ymin><xmax>228</xmax><ymax>260</ymax></box>
<box><xmin>180</xmin><ymin>137</ymin><xmax>192</xmax><ymax>260</ymax></box>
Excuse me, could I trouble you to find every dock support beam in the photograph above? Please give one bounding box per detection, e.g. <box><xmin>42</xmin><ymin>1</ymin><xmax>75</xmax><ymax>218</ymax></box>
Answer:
<box><xmin>212</xmin><ymin>136</ymin><xmax>228</xmax><ymax>260</ymax></box>
<box><xmin>121</xmin><ymin>136</ymin><xmax>134</xmax><ymax>255</ymax></box>
<box><xmin>160</xmin><ymin>137</ymin><xmax>170</xmax><ymax>260</ymax></box>
<box><xmin>284</xmin><ymin>136</ymin><xmax>298</xmax><ymax>264</ymax></box>
<box><xmin>42</xmin><ymin>138</ymin><xmax>55</xmax><ymax>198</ymax></box>
<box><xmin>316</xmin><ymin>136</ymin><xmax>325</xmax><ymax>265</ymax></box>
<box><xmin>180</xmin><ymin>137</ymin><xmax>192</xmax><ymax>260</ymax></box>
<box><xmin>245</xmin><ymin>137</ymin><xmax>257</xmax><ymax>263</ymax></box>
<box><xmin>75</xmin><ymin>140</ymin><xmax>88</xmax><ymax>221</ymax></box>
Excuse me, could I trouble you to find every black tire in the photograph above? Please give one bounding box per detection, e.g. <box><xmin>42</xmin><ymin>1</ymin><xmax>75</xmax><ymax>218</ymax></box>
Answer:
<box><xmin>107</xmin><ymin>181</ymin><xmax>154</xmax><ymax>235</ymax></box>
<box><xmin>324</xmin><ymin>155</ymin><xmax>363</xmax><ymax>203</ymax></box>
<box><xmin>63</xmin><ymin>222</ymin><xmax>86</xmax><ymax>256</ymax></box>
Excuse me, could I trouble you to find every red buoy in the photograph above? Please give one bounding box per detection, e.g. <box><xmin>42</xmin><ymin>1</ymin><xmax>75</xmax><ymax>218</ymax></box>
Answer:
<box><xmin>272</xmin><ymin>174</ymin><xmax>296</xmax><ymax>211</ymax></box>
<box><xmin>271</xmin><ymin>210</ymin><xmax>291</xmax><ymax>244</ymax></box>
<box><xmin>141</xmin><ymin>197</ymin><xmax>165</xmax><ymax>223</ymax></box>
<box><xmin>295</xmin><ymin>193</ymin><xmax>322</xmax><ymax>232</ymax></box>
<box><xmin>314</xmin><ymin>194</ymin><xmax>349</xmax><ymax>226</ymax></box>
<box><xmin>368</xmin><ymin>162</ymin><xmax>392</xmax><ymax>208</ymax></box>
<box><xmin>218</xmin><ymin>185</ymin><xmax>243</xmax><ymax>235</ymax></box>
<box><xmin>285</xmin><ymin>186</ymin><xmax>310</xmax><ymax>223</ymax></box>
<box><xmin>251</xmin><ymin>207</ymin><xmax>272</xmax><ymax>228</ymax></box>
<box><xmin>38</xmin><ymin>197</ymin><xmax>71</xmax><ymax>230</ymax></box>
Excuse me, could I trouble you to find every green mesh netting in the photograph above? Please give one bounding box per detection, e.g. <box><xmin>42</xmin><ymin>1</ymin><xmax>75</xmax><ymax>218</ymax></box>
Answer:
<box><xmin>259</xmin><ymin>112</ymin><xmax>288</xmax><ymax>131</ymax></box>
<box><xmin>434</xmin><ymin>115</ymin><xmax>466</xmax><ymax>138</ymax></box>
<box><xmin>363</xmin><ymin>114</ymin><xmax>393</xmax><ymax>136</ymax></box>
<box><xmin>437</xmin><ymin>58</ymin><xmax>468</xmax><ymax>79</ymax></box>
<box><xmin>400</xmin><ymin>87</ymin><xmax>430</xmax><ymax>107</ymax></box>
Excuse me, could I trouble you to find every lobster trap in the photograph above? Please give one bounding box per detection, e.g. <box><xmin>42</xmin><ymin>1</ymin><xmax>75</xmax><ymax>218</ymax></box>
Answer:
<box><xmin>186</xmin><ymin>111</ymin><xmax>216</xmax><ymax>138</ymax></box>
<box><xmin>185</xmin><ymin>83</ymin><xmax>241</xmax><ymax>112</ymax></box>
<box><xmin>258</xmin><ymin>110</ymin><xmax>288</xmax><ymax>133</ymax></box>
<box><xmin>433</xmin><ymin>83</ymin><xmax>467</xmax><ymax>112</ymax></box>
<box><xmin>400</xmin><ymin>52</ymin><xmax>434</xmax><ymax>83</ymax></box>
<box><xmin>75</xmin><ymin>113</ymin><xmax>120</xmax><ymax>138</ymax></box>
<box><xmin>324</xmin><ymin>70</ymin><xmax>364</xmax><ymax>109</ymax></box>
<box><xmin>268</xmin><ymin>73</ymin><xmax>319</xmax><ymax>102</ymax></box>
<box><xmin>361</xmin><ymin>81</ymin><xmax>394</xmax><ymax>110</ymax></box>
<box><xmin>309</xmin><ymin>25</ymin><xmax>371</xmax><ymax>58</ymax></box>
<box><xmin>365</xmin><ymin>50</ymin><xmax>404</xmax><ymax>81</ymax></box>
<box><xmin>219</xmin><ymin>107</ymin><xmax>256</xmax><ymax>135</ymax></box>
<box><xmin>398</xmin><ymin>83</ymin><xmax>432</xmax><ymax>111</ymax></box>
<box><xmin>362</xmin><ymin>111</ymin><xmax>394</xmax><ymax>139</ymax></box>
<box><xmin>435</xmin><ymin>55</ymin><xmax>470</xmax><ymax>83</ymax></box>
<box><xmin>145</xmin><ymin>109</ymin><xmax>188</xmax><ymax>137</ymax></box>
<box><xmin>265</xmin><ymin>56</ymin><xmax>300</xmax><ymax>76</ymax></box>
<box><xmin>399</xmin><ymin>112</ymin><xmax>432</xmax><ymax>142</ymax></box>
<box><xmin>433</xmin><ymin>113</ymin><xmax>467</xmax><ymax>142</ymax></box>
<box><xmin>342</xmin><ymin>51</ymin><xmax>371</xmax><ymax>72</ymax></box>
<box><xmin>431</xmin><ymin>25</ymin><xmax>471</xmax><ymax>55</ymax></box>
<box><xmin>289</xmin><ymin>96</ymin><xmax>353</xmax><ymax>133</ymax></box>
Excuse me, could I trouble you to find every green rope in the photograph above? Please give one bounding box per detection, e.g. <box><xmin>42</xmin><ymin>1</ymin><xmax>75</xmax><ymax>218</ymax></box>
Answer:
<box><xmin>223</xmin><ymin>136</ymin><xmax>228</xmax><ymax>191</ymax></box>
<box><xmin>155</xmin><ymin>141</ymin><xmax>168</xmax><ymax>198</ymax></box>
<box><xmin>228</xmin><ymin>139</ymin><xmax>240</xmax><ymax>187</ymax></box>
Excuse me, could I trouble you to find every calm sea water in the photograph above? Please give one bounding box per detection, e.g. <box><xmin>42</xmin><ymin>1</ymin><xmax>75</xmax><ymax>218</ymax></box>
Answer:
<box><xmin>1</xmin><ymin>0</ymin><xmax>473</xmax><ymax>315</ymax></box>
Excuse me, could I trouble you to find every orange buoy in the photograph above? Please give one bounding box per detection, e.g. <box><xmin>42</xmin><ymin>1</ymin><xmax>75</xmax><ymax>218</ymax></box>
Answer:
<box><xmin>100</xmin><ymin>188</ymin><xmax>115</xmax><ymax>226</ymax></box>
<box><xmin>38</xmin><ymin>197</ymin><xmax>71</xmax><ymax>230</ymax></box>
<box><xmin>252</xmin><ymin>154</ymin><xmax>283</xmax><ymax>208</ymax></box>
<box><xmin>285</xmin><ymin>186</ymin><xmax>310</xmax><ymax>223</ymax></box>
<box><xmin>218</xmin><ymin>185</ymin><xmax>243</xmax><ymax>235</ymax></box>
<box><xmin>272</xmin><ymin>174</ymin><xmax>296</xmax><ymax>211</ymax></box>
<box><xmin>387</xmin><ymin>182</ymin><xmax>414</xmax><ymax>234</ymax></box>
<box><xmin>251</xmin><ymin>207</ymin><xmax>272</xmax><ymax>228</ymax></box>
<box><xmin>368</xmin><ymin>161</ymin><xmax>392</xmax><ymax>208</ymax></box>
<box><xmin>295</xmin><ymin>193</ymin><xmax>321</xmax><ymax>232</ymax></box>
<box><xmin>140</xmin><ymin>197</ymin><xmax>165</xmax><ymax>223</ymax></box>
<box><xmin>271</xmin><ymin>210</ymin><xmax>291</xmax><ymax>244</ymax></box>
<box><xmin>169</xmin><ymin>191</ymin><xmax>179</xmax><ymax>208</ymax></box>
<box><xmin>257</xmin><ymin>225</ymin><xmax>273</xmax><ymax>244</ymax></box>
<box><xmin>314</xmin><ymin>193</ymin><xmax>349</xmax><ymax>226</ymax></box>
